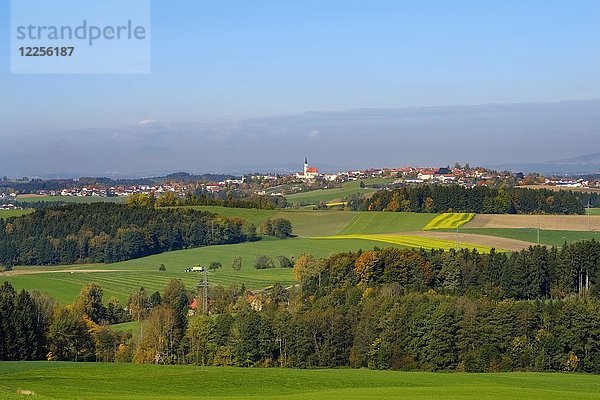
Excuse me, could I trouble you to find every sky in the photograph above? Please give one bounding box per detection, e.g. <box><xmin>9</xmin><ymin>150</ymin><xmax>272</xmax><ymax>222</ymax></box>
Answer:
<box><xmin>0</xmin><ymin>0</ymin><xmax>599</xmax><ymax>176</ymax></box>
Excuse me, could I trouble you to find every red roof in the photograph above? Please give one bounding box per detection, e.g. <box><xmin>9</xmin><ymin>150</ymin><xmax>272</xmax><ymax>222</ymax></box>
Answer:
<box><xmin>306</xmin><ymin>167</ymin><xmax>318</xmax><ymax>173</ymax></box>
<box><xmin>189</xmin><ymin>298</ymin><xmax>198</xmax><ymax>310</ymax></box>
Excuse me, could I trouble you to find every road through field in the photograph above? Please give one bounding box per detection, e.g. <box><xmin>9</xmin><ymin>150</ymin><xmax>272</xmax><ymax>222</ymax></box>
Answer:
<box><xmin>466</xmin><ymin>214</ymin><xmax>600</xmax><ymax>231</ymax></box>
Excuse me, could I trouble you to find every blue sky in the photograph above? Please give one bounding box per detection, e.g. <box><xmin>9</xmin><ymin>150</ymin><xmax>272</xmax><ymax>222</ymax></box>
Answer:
<box><xmin>0</xmin><ymin>0</ymin><xmax>599</xmax><ymax>176</ymax></box>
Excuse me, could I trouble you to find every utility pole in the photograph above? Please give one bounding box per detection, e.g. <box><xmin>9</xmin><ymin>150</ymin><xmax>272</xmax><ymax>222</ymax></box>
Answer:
<box><xmin>197</xmin><ymin>268</ymin><xmax>209</xmax><ymax>315</ymax></box>
<box><xmin>456</xmin><ymin>226</ymin><xmax>459</xmax><ymax>250</ymax></box>
<box><xmin>588</xmin><ymin>200</ymin><xmax>592</xmax><ymax>232</ymax></box>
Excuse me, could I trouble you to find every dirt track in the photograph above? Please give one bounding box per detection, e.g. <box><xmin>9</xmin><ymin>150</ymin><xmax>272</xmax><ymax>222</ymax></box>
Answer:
<box><xmin>465</xmin><ymin>214</ymin><xmax>600</xmax><ymax>231</ymax></box>
<box><xmin>406</xmin><ymin>231</ymin><xmax>537</xmax><ymax>252</ymax></box>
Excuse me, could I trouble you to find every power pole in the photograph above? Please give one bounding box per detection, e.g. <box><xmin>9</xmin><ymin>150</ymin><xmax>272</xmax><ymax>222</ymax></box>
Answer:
<box><xmin>588</xmin><ymin>200</ymin><xmax>592</xmax><ymax>232</ymax></box>
<box><xmin>197</xmin><ymin>269</ymin><xmax>209</xmax><ymax>315</ymax></box>
<box><xmin>456</xmin><ymin>226</ymin><xmax>459</xmax><ymax>250</ymax></box>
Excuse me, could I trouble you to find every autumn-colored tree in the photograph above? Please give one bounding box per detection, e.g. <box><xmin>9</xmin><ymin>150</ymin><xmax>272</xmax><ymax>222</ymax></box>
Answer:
<box><xmin>134</xmin><ymin>305</ymin><xmax>178</xmax><ymax>364</ymax></box>
<box><xmin>293</xmin><ymin>254</ymin><xmax>321</xmax><ymax>282</ymax></box>
<box><xmin>354</xmin><ymin>251</ymin><xmax>383</xmax><ymax>286</ymax></box>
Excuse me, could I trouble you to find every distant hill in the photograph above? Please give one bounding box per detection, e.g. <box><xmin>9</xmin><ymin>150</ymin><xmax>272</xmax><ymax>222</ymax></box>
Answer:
<box><xmin>496</xmin><ymin>152</ymin><xmax>600</xmax><ymax>175</ymax></box>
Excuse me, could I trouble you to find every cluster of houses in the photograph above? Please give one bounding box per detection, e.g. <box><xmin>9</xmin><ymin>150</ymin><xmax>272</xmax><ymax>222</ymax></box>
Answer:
<box><xmin>4</xmin><ymin>158</ymin><xmax>597</xmax><ymax>201</ymax></box>
<box><xmin>291</xmin><ymin>159</ymin><xmax>508</xmax><ymax>187</ymax></box>
<box><xmin>0</xmin><ymin>203</ymin><xmax>22</xmax><ymax>211</ymax></box>
<box><xmin>31</xmin><ymin>184</ymin><xmax>190</xmax><ymax>198</ymax></box>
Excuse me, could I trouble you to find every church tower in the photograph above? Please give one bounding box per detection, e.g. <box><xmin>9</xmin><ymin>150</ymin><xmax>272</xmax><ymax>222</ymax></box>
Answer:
<box><xmin>304</xmin><ymin>157</ymin><xmax>308</xmax><ymax>175</ymax></box>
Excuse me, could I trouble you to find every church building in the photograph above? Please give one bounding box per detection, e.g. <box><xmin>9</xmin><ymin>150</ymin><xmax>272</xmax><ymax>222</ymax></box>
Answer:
<box><xmin>296</xmin><ymin>158</ymin><xmax>319</xmax><ymax>180</ymax></box>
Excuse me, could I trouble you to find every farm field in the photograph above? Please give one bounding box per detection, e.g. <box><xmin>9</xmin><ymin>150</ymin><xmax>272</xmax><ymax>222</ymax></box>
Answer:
<box><xmin>186</xmin><ymin>206</ymin><xmax>438</xmax><ymax>236</ymax></box>
<box><xmin>588</xmin><ymin>208</ymin><xmax>600</xmax><ymax>215</ymax></box>
<box><xmin>5</xmin><ymin>204</ymin><xmax>599</xmax><ymax>303</ymax></box>
<box><xmin>317</xmin><ymin>234</ymin><xmax>493</xmax><ymax>252</ymax></box>
<box><xmin>423</xmin><ymin>212</ymin><xmax>474</xmax><ymax>230</ymax></box>
<box><xmin>16</xmin><ymin>195</ymin><xmax>125</xmax><ymax>203</ymax></box>
<box><xmin>0</xmin><ymin>209</ymin><xmax>34</xmax><ymax>219</ymax></box>
<box><xmin>465</xmin><ymin>213</ymin><xmax>600</xmax><ymax>231</ymax></box>
<box><xmin>1</xmin><ymin>237</ymin><xmax>394</xmax><ymax>303</ymax></box>
<box><xmin>408</xmin><ymin>231</ymin><xmax>543</xmax><ymax>252</ymax></box>
<box><xmin>2</xmin><ymin>362</ymin><xmax>600</xmax><ymax>400</ymax></box>
<box><xmin>457</xmin><ymin>228</ymin><xmax>600</xmax><ymax>247</ymax></box>
<box><xmin>338</xmin><ymin>212</ymin><xmax>436</xmax><ymax>234</ymax></box>
<box><xmin>181</xmin><ymin>206</ymin><xmax>278</xmax><ymax>226</ymax></box>
<box><xmin>285</xmin><ymin>179</ymin><xmax>393</xmax><ymax>205</ymax></box>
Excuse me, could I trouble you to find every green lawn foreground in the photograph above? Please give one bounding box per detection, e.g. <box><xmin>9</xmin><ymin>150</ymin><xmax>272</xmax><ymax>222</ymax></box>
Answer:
<box><xmin>1</xmin><ymin>362</ymin><xmax>600</xmax><ymax>400</ymax></box>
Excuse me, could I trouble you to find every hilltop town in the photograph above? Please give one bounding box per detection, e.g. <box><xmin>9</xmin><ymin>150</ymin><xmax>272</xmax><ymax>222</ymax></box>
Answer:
<box><xmin>1</xmin><ymin>158</ymin><xmax>599</xmax><ymax>203</ymax></box>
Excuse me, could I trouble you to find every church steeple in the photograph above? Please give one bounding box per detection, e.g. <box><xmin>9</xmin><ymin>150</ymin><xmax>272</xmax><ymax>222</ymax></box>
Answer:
<box><xmin>304</xmin><ymin>158</ymin><xmax>308</xmax><ymax>175</ymax></box>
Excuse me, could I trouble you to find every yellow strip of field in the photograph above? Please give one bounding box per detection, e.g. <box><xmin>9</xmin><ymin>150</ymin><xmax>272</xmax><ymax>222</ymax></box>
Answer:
<box><xmin>314</xmin><ymin>234</ymin><xmax>493</xmax><ymax>252</ymax></box>
<box><xmin>423</xmin><ymin>213</ymin><xmax>475</xmax><ymax>230</ymax></box>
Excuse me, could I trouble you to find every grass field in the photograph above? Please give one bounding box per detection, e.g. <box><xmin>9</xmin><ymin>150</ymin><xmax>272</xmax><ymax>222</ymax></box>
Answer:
<box><xmin>4</xmin><ymin>204</ymin><xmax>598</xmax><ymax>304</ymax></box>
<box><xmin>181</xmin><ymin>206</ymin><xmax>279</xmax><ymax>226</ymax></box>
<box><xmin>588</xmin><ymin>208</ymin><xmax>600</xmax><ymax>215</ymax></box>
<box><xmin>110</xmin><ymin>321</ymin><xmax>141</xmax><ymax>333</ymax></box>
<box><xmin>1</xmin><ymin>362</ymin><xmax>600</xmax><ymax>400</ymax></box>
<box><xmin>423</xmin><ymin>212</ymin><xmax>475</xmax><ymax>230</ymax></box>
<box><xmin>285</xmin><ymin>179</ymin><xmax>394</xmax><ymax>205</ymax></box>
<box><xmin>317</xmin><ymin>234</ymin><xmax>493</xmax><ymax>252</ymax></box>
<box><xmin>338</xmin><ymin>212</ymin><xmax>436</xmax><ymax>234</ymax></box>
<box><xmin>0</xmin><ymin>209</ymin><xmax>34</xmax><ymax>219</ymax></box>
<box><xmin>187</xmin><ymin>206</ymin><xmax>438</xmax><ymax>237</ymax></box>
<box><xmin>2</xmin><ymin>237</ymin><xmax>393</xmax><ymax>303</ymax></box>
<box><xmin>16</xmin><ymin>195</ymin><xmax>125</xmax><ymax>203</ymax></box>
<box><xmin>458</xmin><ymin>228</ymin><xmax>600</xmax><ymax>247</ymax></box>
<box><xmin>465</xmin><ymin>213</ymin><xmax>600</xmax><ymax>231</ymax></box>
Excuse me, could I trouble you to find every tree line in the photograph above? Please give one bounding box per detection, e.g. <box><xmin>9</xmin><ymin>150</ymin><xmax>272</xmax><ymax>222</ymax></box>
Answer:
<box><xmin>295</xmin><ymin>241</ymin><xmax>600</xmax><ymax>300</ymax></box>
<box><xmin>154</xmin><ymin>192</ymin><xmax>287</xmax><ymax>210</ymax></box>
<box><xmin>0</xmin><ymin>203</ymin><xmax>258</xmax><ymax>266</ymax></box>
<box><xmin>351</xmin><ymin>186</ymin><xmax>594</xmax><ymax>214</ymax></box>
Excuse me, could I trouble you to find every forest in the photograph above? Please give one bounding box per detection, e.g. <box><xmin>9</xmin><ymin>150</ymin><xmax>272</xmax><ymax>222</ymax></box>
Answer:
<box><xmin>352</xmin><ymin>186</ymin><xmax>598</xmax><ymax>214</ymax></box>
<box><xmin>154</xmin><ymin>192</ymin><xmax>287</xmax><ymax>210</ymax></box>
<box><xmin>2</xmin><ymin>240</ymin><xmax>600</xmax><ymax>373</ymax></box>
<box><xmin>0</xmin><ymin>203</ymin><xmax>257</xmax><ymax>266</ymax></box>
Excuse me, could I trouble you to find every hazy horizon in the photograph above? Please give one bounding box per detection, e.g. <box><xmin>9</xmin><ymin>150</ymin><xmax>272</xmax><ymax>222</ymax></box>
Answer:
<box><xmin>1</xmin><ymin>99</ymin><xmax>599</xmax><ymax>178</ymax></box>
<box><xmin>1</xmin><ymin>1</ymin><xmax>599</xmax><ymax>177</ymax></box>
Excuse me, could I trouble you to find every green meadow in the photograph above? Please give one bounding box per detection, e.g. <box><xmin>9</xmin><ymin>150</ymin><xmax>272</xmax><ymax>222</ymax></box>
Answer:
<box><xmin>1</xmin><ymin>362</ymin><xmax>600</xmax><ymax>400</ymax></box>
<box><xmin>459</xmin><ymin>228</ymin><xmax>600</xmax><ymax>247</ymax></box>
<box><xmin>181</xmin><ymin>205</ymin><xmax>278</xmax><ymax>226</ymax></box>
<box><xmin>4</xmin><ymin>203</ymin><xmax>598</xmax><ymax>305</ymax></box>
<box><xmin>588</xmin><ymin>208</ymin><xmax>600</xmax><ymax>215</ymax></box>
<box><xmin>284</xmin><ymin>179</ymin><xmax>394</xmax><ymax>205</ymax></box>
<box><xmin>3</xmin><ymin>237</ymin><xmax>392</xmax><ymax>304</ymax></box>
<box><xmin>187</xmin><ymin>206</ymin><xmax>438</xmax><ymax>236</ymax></box>
<box><xmin>0</xmin><ymin>209</ymin><xmax>34</xmax><ymax>219</ymax></box>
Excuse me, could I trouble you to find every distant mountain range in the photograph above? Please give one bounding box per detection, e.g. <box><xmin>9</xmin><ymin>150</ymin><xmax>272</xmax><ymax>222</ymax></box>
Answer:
<box><xmin>496</xmin><ymin>152</ymin><xmax>600</xmax><ymax>175</ymax></box>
